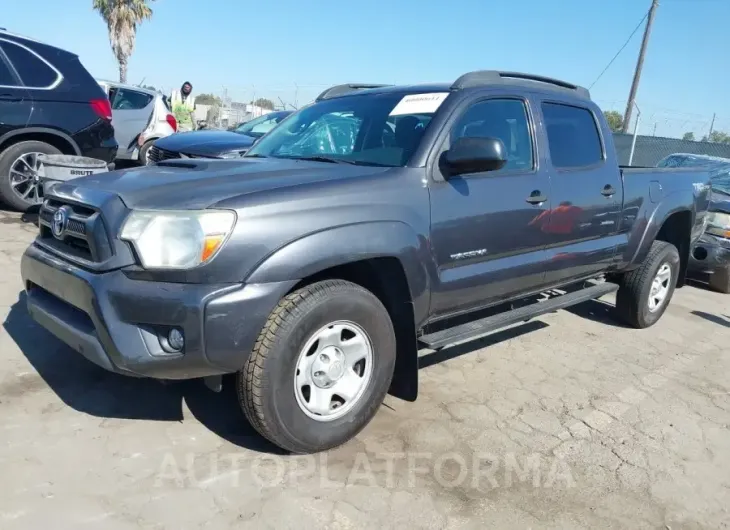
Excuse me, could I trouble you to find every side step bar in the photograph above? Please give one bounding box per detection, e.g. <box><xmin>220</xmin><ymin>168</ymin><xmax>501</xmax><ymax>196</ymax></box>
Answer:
<box><xmin>418</xmin><ymin>282</ymin><xmax>619</xmax><ymax>350</ymax></box>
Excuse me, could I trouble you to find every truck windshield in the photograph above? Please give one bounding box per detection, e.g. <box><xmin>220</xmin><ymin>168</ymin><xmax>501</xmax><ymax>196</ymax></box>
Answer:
<box><xmin>245</xmin><ymin>92</ymin><xmax>439</xmax><ymax>167</ymax></box>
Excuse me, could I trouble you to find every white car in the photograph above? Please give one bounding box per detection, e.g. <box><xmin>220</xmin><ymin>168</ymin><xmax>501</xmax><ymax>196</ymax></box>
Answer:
<box><xmin>96</xmin><ymin>80</ymin><xmax>177</xmax><ymax>164</ymax></box>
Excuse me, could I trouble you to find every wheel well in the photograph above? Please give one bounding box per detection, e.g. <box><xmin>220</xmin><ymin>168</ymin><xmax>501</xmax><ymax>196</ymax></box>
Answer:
<box><xmin>291</xmin><ymin>257</ymin><xmax>419</xmax><ymax>401</ymax></box>
<box><xmin>655</xmin><ymin>210</ymin><xmax>692</xmax><ymax>287</ymax></box>
<box><xmin>0</xmin><ymin>132</ymin><xmax>77</xmax><ymax>155</ymax></box>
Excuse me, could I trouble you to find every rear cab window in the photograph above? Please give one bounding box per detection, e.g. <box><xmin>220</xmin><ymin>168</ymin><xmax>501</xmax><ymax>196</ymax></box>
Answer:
<box><xmin>542</xmin><ymin>102</ymin><xmax>604</xmax><ymax>169</ymax></box>
<box><xmin>0</xmin><ymin>39</ymin><xmax>60</xmax><ymax>88</ymax></box>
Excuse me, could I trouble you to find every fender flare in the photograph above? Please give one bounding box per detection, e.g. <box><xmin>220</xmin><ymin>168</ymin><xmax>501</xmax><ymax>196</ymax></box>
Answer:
<box><xmin>246</xmin><ymin>221</ymin><xmax>431</xmax><ymax>402</ymax></box>
<box><xmin>629</xmin><ymin>195</ymin><xmax>693</xmax><ymax>268</ymax></box>
<box><xmin>0</xmin><ymin>127</ymin><xmax>81</xmax><ymax>155</ymax></box>
<box><xmin>246</xmin><ymin>221</ymin><xmax>430</xmax><ymax>311</ymax></box>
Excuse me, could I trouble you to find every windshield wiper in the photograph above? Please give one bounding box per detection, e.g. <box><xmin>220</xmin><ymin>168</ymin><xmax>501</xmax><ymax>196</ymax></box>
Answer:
<box><xmin>244</xmin><ymin>153</ymin><xmax>268</xmax><ymax>158</ymax></box>
<box><xmin>285</xmin><ymin>156</ymin><xmax>392</xmax><ymax>166</ymax></box>
<box><xmin>288</xmin><ymin>155</ymin><xmax>354</xmax><ymax>164</ymax></box>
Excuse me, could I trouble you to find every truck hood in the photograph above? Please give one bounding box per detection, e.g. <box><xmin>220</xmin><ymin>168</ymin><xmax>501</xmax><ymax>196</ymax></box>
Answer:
<box><xmin>154</xmin><ymin>130</ymin><xmax>256</xmax><ymax>157</ymax></box>
<box><xmin>62</xmin><ymin>158</ymin><xmax>390</xmax><ymax>209</ymax></box>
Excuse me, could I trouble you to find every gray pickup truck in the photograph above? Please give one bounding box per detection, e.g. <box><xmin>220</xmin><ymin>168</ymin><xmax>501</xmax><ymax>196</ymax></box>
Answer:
<box><xmin>21</xmin><ymin>71</ymin><xmax>712</xmax><ymax>453</ymax></box>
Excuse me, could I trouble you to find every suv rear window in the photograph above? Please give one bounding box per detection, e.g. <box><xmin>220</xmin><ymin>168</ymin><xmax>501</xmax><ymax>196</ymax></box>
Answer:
<box><xmin>542</xmin><ymin>102</ymin><xmax>603</xmax><ymax>169</ymax></box>
<box><xmin>1</xmin><ymin>40</ymin><xmax>59</xmax><ymax>88</ymax></box>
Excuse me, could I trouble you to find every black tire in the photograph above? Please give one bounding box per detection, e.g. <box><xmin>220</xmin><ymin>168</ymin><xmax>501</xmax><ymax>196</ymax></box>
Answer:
<box><xmin>708</xmin><ymin>266</ymin><xmax>730</xmax><ymax>294</ymax></box>
<box><xmin>138</xmin><ymin>140</ymin><xmax>155</xmax><ymax>166</ymax></box>
<box><xmin>615</xmin><ymin>240</ymin><xmax>680</xmax><ymax>328</ymax></box>
<box><xmin>237</xmin><ymin>280</ymin><xmax>396</xmax><ymax>454</ymax></box>
<box><xmin>0</xmin><ymin>140</ymin><xmax>62</xmax><ymax>211</ymax></box>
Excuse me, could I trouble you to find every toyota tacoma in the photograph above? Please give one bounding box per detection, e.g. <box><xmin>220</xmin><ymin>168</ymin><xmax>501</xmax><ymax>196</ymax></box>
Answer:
<box><xmin>22</xmin><ymin>71</ymin><xmax>713</xmax><ymax>453</ymax></box>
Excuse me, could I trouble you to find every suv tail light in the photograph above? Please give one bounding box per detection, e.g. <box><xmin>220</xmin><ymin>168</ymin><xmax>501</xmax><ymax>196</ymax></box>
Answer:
<box><xmin>90</xmin><ymin>98</ymin><xmax>112</xmax><ymax>121</ymax></box>
<box><xmin>166</xmin><ymin>114</ymin><xmax>177</xmax><ymax>132</ymax></box>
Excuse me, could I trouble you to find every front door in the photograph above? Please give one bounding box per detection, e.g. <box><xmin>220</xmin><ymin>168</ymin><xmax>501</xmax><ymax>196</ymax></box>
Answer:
<box><xmin>537</xmin><ymin>101</ymin><xmax>622</xmax><ymax>285</ymax></box>
<box><xmin>429</xmin><ymin>96</ymin><xmax>551</xmax><ymax>318</ymax></box>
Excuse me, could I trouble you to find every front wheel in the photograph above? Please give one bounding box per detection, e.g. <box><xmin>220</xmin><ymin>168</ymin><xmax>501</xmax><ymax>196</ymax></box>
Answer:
<box><xmin>237</xmin><ymin>280</ymin><xmax>396</xmax><ymax>453</ymax></box>
<box><xmin>615</xmin><ymin>240</ymin><xmax>680</xmax><ymax>328</ymax></box>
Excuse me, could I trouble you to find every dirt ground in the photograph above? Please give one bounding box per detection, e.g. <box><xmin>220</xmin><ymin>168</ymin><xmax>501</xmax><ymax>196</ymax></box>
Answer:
<box><xmin>1</xmin><ymin>210</ymin><xmax>729</xmax><ymax>529</ymax></box>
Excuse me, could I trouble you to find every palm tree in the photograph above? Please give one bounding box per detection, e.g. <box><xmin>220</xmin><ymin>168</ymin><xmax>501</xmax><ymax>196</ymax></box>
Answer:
<box><xmin>92</xmin><ymin>0</ymin><xmax>154</xmax><ymax>83</ymax></box>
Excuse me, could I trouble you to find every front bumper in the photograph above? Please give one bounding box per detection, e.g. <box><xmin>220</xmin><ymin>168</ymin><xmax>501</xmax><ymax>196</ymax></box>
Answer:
<box><xmin>689</xmin><ymin>233</ymin><xmax>730</xmax><ymax>275</ymax></box>
<box><xmin>21</xmin><ymin>244</ymin><xmax>296</xmax><ymax>379</ymax></box>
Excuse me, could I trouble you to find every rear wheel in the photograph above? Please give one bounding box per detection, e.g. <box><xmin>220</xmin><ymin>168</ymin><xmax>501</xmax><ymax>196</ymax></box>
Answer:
<box><xmin>138</xmin><ymin>140</ymin><xmax>156</xmax><ymax>165</ymax></box>
<box><xmin>708</xmin><ymin>266</ymin><xmax>730</xmax><ymax>294</ymax></box>
<box><xmin>0</xmin><ymin>140</ymin><xmax>62</xmax><ymax>211</ymax></box>
<box><xmin>615</xmin><ymin>240</ymin><xmax>680</xmax><ymax>328</ymax></box>
<box><xmin>237</xmin><ymin>280</ymin><xmax>396</xmax><ymax>453</ymax></box>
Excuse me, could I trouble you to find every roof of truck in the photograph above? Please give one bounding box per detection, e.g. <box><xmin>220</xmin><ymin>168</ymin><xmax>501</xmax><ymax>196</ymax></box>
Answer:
<box><xmin>317</xmin><ymin>71</ymin><xmax>591</xmax><ymax>102</ymax></box>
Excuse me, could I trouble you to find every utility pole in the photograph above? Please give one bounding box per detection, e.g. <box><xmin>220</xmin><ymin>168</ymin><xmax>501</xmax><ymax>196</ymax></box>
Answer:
<box><xmin>653</xmin><ymin>123</ymin><xmax>657</xmax><ymax>136</ymax></box>
<box><xmin>622</xmin><ymin>0</ymin><xmax>659</xmax><ymax>133</ymax></box>
<box><xmin>708</xmin><ymin>113</ymin><xmax>716</xmax><ymax>141</ymax></box>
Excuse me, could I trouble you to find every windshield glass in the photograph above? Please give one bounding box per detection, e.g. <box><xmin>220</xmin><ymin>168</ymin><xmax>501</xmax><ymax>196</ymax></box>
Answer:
<box><xmin>245</xmin><ymin>92</ymin><xmax>439</xmax><ymax>167</ymax></box>
<box><xmin>235</xmin><ymin>113</ymin><xmax>288</xmax><ymax>137</ymax></box>
<box><xmin>711</xmin><ymin>170</ymin><xmax>730</xmax><ymax>196</ymax></box>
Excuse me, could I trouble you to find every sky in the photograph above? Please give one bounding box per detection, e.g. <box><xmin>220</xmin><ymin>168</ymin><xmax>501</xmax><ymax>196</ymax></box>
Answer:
<box><xmin>3</xmin><ymin>0</ymin><xmax>729</xmax><ymax>138</ymax></box>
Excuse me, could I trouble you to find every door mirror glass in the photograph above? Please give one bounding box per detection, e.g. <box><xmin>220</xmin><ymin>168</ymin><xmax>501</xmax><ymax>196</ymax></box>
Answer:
<box><xmin>440</xmin><ymin>136</ymin><xmax>507</xmax><ymax>177</ymax></box>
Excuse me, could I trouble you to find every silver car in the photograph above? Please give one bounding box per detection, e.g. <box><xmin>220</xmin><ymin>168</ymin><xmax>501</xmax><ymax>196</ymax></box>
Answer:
<box><xmin>96</xmin><ymin>80</ymin><xmax>177</xmax><ymax>163</ymax></box>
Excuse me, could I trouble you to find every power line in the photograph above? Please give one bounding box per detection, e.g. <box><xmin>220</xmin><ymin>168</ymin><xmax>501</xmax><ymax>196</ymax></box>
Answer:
<box><xmin>588</xmin><ymin>9</ymin><xmax>650</xmax><ymax>90</ymax></box>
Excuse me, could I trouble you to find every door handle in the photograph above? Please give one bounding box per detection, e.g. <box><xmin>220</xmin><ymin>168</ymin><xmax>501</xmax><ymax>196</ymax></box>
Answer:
<box><xmin>526</xmin><ymin>190</ymin><xmax>547</xmax><ymax>205</ymax></box>
<box><xmin>601</xmin><ymin>185</ymin><xmax>616</xmax><ymax>197</ymax></box>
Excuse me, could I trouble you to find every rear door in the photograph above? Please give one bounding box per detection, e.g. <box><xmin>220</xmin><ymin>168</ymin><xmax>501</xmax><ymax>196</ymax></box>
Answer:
<box><xmin>428</xmin><ymin>94</ymin><xmax>551</xmax><ymax>317</ymax></box>
<box><xmin>0</xmin><ymin>40</ymin><xmax>32</xmax><ymax>141</ymax></box>
<box><xmin>109</xmin><ymin>87</ymin><xmax>154</xmax><ymax>153</ymax></box>
<box><xmin>538</xmin><ymin>100</ymin><xmax>622</xmax><ymax>285</ymax></box>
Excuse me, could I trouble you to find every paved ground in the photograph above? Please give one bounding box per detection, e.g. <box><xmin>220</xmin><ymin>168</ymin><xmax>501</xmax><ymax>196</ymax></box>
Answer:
<box><xmin>1</xmin><ymin>210</ymin><xmax>729</xmax><ymax>529</ymax></box>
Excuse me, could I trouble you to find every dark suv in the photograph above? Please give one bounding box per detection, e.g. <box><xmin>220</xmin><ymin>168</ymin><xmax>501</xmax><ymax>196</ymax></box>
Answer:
<box><xmin>0</xmin><ymin>30</ymin><xmax>117</xmax><ymax>211</ymax></box>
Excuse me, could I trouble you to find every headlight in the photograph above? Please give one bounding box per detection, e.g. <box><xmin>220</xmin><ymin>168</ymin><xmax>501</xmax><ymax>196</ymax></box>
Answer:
<box><xmin>120</xmin><ymin>209</ymin><xmax>236</xmax><ymax>269</ymax></box>
<box><xmin>706</xmin><ymin>211</ymin><xmax>730</xmax><ymax>238</ymax></box>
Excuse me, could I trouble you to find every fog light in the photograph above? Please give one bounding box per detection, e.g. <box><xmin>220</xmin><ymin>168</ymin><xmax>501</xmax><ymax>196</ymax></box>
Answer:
<box><xmin>168</xmin><ymin>328</ymin><xmax>185</xmax><ymax>351</ymax></box>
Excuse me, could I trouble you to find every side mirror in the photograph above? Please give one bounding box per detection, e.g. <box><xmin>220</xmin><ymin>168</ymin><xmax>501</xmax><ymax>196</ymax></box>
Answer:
<box><xmin>440</xmin><ymin>136</ymin><xmax>507</xmax><ymax>178</ymax></box>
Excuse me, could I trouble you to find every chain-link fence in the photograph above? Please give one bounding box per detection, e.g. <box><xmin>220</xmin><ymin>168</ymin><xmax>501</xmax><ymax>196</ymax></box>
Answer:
<box><xmin>614</xmin><ymin>133</ymin><xmax>730</xmax><ymax>167</ymax></box>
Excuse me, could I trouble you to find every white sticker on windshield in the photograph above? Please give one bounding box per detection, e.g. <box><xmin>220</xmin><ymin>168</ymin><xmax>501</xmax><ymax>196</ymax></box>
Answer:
<box><xmin>389</xmin><ymin>92</ymin><xmax>449</xmax><ymax>116</ymax></box>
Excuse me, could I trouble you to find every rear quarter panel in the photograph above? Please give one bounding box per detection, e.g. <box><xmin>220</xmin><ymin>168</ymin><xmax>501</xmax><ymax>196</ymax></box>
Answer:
<box><xmin>616</xmin><ymin>167</ymin><xmax>711</xmax><ymax>269</ymax></box>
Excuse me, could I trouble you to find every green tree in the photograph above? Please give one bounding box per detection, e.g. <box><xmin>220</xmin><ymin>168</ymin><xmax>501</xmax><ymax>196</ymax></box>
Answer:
<box><xmin>196</xmin><ymin>93</ymin><xmax>221</xmax><ymax>106</ymax></box>
<box><xmin>603</xmin><ymin>110</ymin><xmax>624</xmax><ymax>133</ymax></box>
<box><xmin>710</xmin><ymin>131</ymin><xmax>730</xmax><ymax>144</ymax></box>
<box><xmin>93</xmin><ymin>0</ymin><xmax>154</xmax><ymax>83</ymax></box>
<box><xmin>682</xmin><ymin>132</ymin><xmax>695</xmax><ymax>141</ymax></box>
<box><xmin>702</xmin><ymin>131</ymin><xmax>730</xmax><ymax>144</ymax></box>
<box><xmin>253</xmin><ymin>97</ymin><xmax>275</xmax><ymax>110</ymax></box>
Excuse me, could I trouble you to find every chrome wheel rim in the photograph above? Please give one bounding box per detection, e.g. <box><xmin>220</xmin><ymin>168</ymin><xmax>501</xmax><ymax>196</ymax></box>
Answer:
<box><xmin>294</xmin><ymin>320</ymin><xmax>374</xmax><ymax>422</ymax></box>
<box><xmin>9</xmin><ymin>152</ymin><xmax>44</xmax><ymax>205</ymax></box>
<box><xmin>648</xmin><ymin>263</ymin><xmax>671</xmax><ymax>312</ymax></box>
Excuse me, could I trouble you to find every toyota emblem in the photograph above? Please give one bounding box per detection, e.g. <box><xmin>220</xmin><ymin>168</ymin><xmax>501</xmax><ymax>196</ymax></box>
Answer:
<box><xmin>51</xmin><ymin>207</ymin><xmax>69</xmax><ymax>239</ymax></box>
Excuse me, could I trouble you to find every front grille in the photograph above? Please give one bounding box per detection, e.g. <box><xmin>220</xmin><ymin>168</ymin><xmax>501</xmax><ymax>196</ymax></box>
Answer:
<box><xmin>37</xmin><ymin>199</ymin><xmax>111</xmax><ymax>264</ymax></box>
<box><xmin>148</xmin><ymin>145</ymin><xmax>181</xmax><ymax>163</ymax></box>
